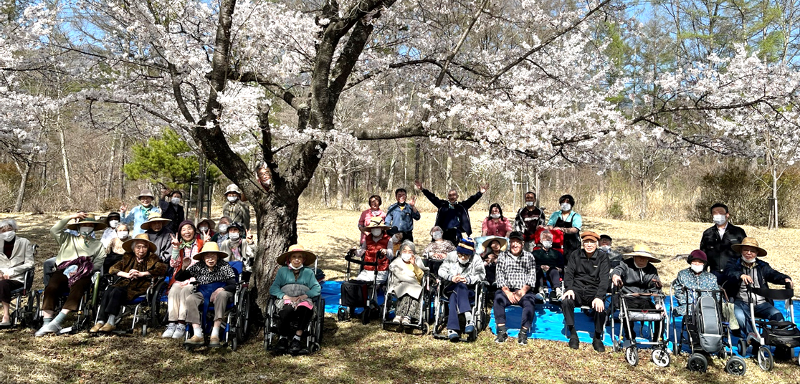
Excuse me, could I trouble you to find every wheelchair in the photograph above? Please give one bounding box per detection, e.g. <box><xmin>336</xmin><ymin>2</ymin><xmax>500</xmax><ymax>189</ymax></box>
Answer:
<box><xmin>431</xmin><ymin>279</ymin><xmax>487</xmax><ymax>341</ymax></box>
<box><xmin>740</xmin><ymin>284</ymin><xmax>800</xmax><ymax>371</ymax></box>
<box><xmin>90</xmin><ymin>274</ymin><xmax>169</xmax><ymax>336</ymax></box>
<box><xmin>609</xmin><ymin>289</ymin><xmax>671</xmax><ymax>367</ymax></box>
<box><xmin>184</xmin><ymin>261</ymin><xmax>252</xmax><ymax>351</ymax></box>
<box><xmin>33</xmin><ymin>269</ymin><xmax>101</xmax><ymax>334</ymax></box>
<box><xmin>380</xmin><ymin>262</ymin><xmax>431</xmax><ymax>335</ymax></box>
<box><xmin>337</xmin><ymin>249</ymin><xmax>385</xmax><ymax>324</ymax></box>
<box><xmin>2</xmin><ymin>267</ymin><xmax>39</xmax><ymax>329</ymax></box>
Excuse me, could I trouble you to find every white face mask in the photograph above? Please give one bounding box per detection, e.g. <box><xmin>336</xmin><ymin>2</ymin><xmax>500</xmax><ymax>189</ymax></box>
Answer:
<box><xmin>458</xmin><ymin>257</ymin><xmax>470</xmax><ymax>265</ymax></box>
<box><xmin>560</xmin><ymin>203</ymin><xmax>572</xmax><ymax>212</ymax></box>
<box><xmin>401</xmin><ymin>253</ymin><xmax>412</xmax><ymax>262</ymax></box>
<box><xmin>171</xmin><ymin>197</ymin><xmax>181</xmax><ymax>205</ymax></box>
<box><xmin>525</xmin><ymin>201</ymin><xmax>534</xmax><ymax>207</ymax></box>
<box><xmin>690</xmin><ymin>264</ymin><xmax>704</xmax><ymax>273</ymax></box>
<box><xmin>218</xmin><ymin>224</ymin><xmax>229</xmax><ymax>233</ymax></box>
<box><xmin>198</xmin><ymin>226</ymin><xmax>208</xmax><ymax>233</ymax></box>
<box><xmin>79</xmin><ymin>226</ymin><xmax>94</xmax><ymax>235</ymax></box>
<box><xmin>0</xmin><ymin>231</ymin><xmax>15</xmax><ymax>242</ymax></box>
<box><xmin>229</xmin><ymin>232</ymin><xmax>240</xmax><ymax>241</ymax></box>
<box><xmin>713</xmin><ymin>214</ymin><xmax>727</xmax><ymax>226</ymax></box>
<box><xmin>490</xmin><ymin>213</ymin><xmax>500</xmax><ymax>219</ymax></box>
<box><xmin>227</xmin><ymin>196</ymin><xmax>238</xmax><ymax>203</ymax></box>
<box><xmin>431</xmin><ymin>231</ymin><xmax>443</xmax><ymax>240</ymax></box>
<box><xmin>288</xmin><ymin>263</ymin><xmax>303</xmax><ymax>270</ymax></box>
<box><xmin>541</xmin><ymin>240</ymin><xmax>553</xmax><ymax>249</ymax></box>
<box><xmin>108</xmin><ymin>220</ymin><xmax>119</xmax><ymax>228</ymax></box>
<box><xmin>371</xmin><ymin>228</ymin><xmax>383</xmax><ymax>237</ymax></box>
<box><xmin>743</xmin><ymin>256</ymin><xmax>756</xmax><ymax>264</ymax></box>
<box><xmin>117</xmin><ymin>231</ymin><xmax>129</xmax><ymax>239</ymax></box>
<box><xmin>599</xmin><ymin>245</ymin><xmax>611</xmax><ymax>252</ymax></box>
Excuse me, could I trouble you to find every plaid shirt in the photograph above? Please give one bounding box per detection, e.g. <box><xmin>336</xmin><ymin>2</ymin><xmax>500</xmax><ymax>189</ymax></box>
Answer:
<box><xmin>495</xmin><ymin>250</ymin><xmax>537</xmax><ymax>290</ymax></box>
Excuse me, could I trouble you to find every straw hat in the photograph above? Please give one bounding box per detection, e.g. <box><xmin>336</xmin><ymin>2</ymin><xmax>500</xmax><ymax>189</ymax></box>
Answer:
<box><xmin>140</xmin><ymin>212</ymin><xmax>172</xmax><ymax>231</ymax></box>
<box><xmin>481</xmin><ymin>237</ymin><xmax>508</xmax><ymax>252</ymax></box>
<box><xmin>192</xmin><ymin>241</ymin><xmax>228</xmax><ymax>261</ymax></box>
<box><xmin>731</xmin><ymin>237</ymin><xmax>768</xmax><ymax>257</ymax></box>
<box><xmin>276</xmin><ymin>244</ymin><xmax>317</xmax><ymax>266</ymax></box>
<box><xmin>364</xmin><ymin>217</ymin><xmax>390</xmax><ymax>230</ymax></box>
<box><xmin>66</xmin><ymin>214</ymin><xmax>108</xmax><ymax>231</ymax></box>
<box><xmin>122</xmin><ymin>233</ymin><xmax>157</xmax><ymax>253</ymax></box>
<box><xmin>623</xmin><ymin>244</ymin><xmax>661</xmax><ymax>263</ymax></box>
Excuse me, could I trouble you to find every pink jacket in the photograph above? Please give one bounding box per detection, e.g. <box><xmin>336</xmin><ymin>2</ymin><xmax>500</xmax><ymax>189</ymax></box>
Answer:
<box><xmin>482</xmin><ymin>217</ymin><xmax>512</xmax><ymax>237</ymax></box>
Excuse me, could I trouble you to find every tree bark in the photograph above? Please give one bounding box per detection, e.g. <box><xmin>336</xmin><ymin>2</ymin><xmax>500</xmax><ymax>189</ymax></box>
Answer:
<box><xmin>58</xmin><ymin>123</ymin><xmax>72</xmax><ymax>201</ymax></box>
<box><xmin>105</xmin><ymin>131</ymin><xmax>118</xmax><ymax>200</ymax></box>
<box><xmin>13</xmin><ymin>153</ymin><xmax>34</xmax><ymax>212</ymax></box>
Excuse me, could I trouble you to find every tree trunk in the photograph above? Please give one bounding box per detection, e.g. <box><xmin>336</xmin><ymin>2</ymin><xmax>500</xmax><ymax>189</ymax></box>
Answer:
<box><xmin>386</xmin><ymin>146</ymin><xmax>397</xmax><ymax>191</ymax></box>
<box><xmin>105</xmin><ymin>132</ymin><xmax>118</xmax><ymax>200</ymax></box>
<box><xmin>336</xmin><ymin>157</ymin><xmax>345</xmax><ymax>209</ymax></box>
<box><xmin>119</xmin><ymin>137</ymin><xmax>127</xmax><ymax>200</ymax></box>
<box><xmin>196</xmin><ymin>152</ymin><xmax>206</xmax><ymax>221</ymax></box>
<box><xmin>639</xmin><ymin>178</ymin><xmax>647</xmax><ymax>220</ymax></box>
<box><xmin>446</xmin><ymin>153</ymin><xmax>453</xmax><ymax>191</ymax></box>
<box><xmin>771</xmin><ymin>163</ymin><xmax>779</xmax><ymax>230</ymax></box>
<box><xmin>58</xmin><ymin>123</ymin><xmax>72</xmax><ymax>201</ymax></box>
<box><xmin>13</xmin><ymin>154</ymin><xmax>34</xmax><ymax>212</ymax></box>
<box><xmin>323</xmin><ymin>169</ymin><xmax>331</xmax><ymax>207</ymax></box>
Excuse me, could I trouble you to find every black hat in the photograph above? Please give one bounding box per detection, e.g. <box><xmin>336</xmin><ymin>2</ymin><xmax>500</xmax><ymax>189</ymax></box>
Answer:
<box><xmin>508</xmin><ymin>231</ymin><xmax>524</xmax><ymax>241</ymax></box>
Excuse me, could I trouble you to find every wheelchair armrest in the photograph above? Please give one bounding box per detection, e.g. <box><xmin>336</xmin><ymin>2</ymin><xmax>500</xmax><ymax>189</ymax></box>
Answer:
<box><xmin>344</xmin><ymin>254</ymin><xmax>379</xmax><ymax>267</ymax></box>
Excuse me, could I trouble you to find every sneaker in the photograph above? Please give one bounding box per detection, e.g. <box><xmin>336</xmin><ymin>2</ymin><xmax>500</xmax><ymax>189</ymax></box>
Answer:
<box><xmin>464</xmin><ymin>320</ymin><xmax>475</xmax><ymax>334</ymax></box>
<box><xmin>494</xmin><ymin>330</ymin><xmax>508</xmax><ymax>343</ymax></box>
<box><xmin>0</xmin><ymin>320</ymin><xmax>12</xmax><ymax>328</ymax></box>
<box><xmin>209</xmin><ymin>335</ymin><xmax>221</xmax><ymax>348</ymax></box>
<box><xmin>518</xmin><ymin>331</ymin><xmax>528</xmax><ymax>345</ymax></box>
<box><xmin>161</xmin><ymin>323</ymin><xmax>176</xmax><ymax>338</ymax></box>
<box><xmin>185</xmin><ymin>335</ymin><xmax>205</xmax><ymax>346</ymax></box>
<box><xmin>592</xmin><ymin>337</ymin><xmax>605</xmax><ymax>352</ymax></box>
<box><xmin>275</xmin><ymin>337</ymin><xmax>289</xmax><ymax>354</ymax></box>
<box><xmin>172</xmin><ymin>326</ymin><xmax>186</xmax><ymax>340</ymax></box>
<box><xmin>568</xmin><ymin>334</ymin><xmax>579</xmax><ymax>349</ymax></box>
<box><xmin>34</xmin><ymin>321</ymin><xmax>61</xmax><ymax>337</ymax></box>
<box><xmin>401</xmin><ymin>317</ymin><xmax>411</xmax><ymax>325</ymax></box>
<box><xmin>533</xmin><ymin>293</ymin><xmax>545</xmax><ymax>301</ymax></box>
<box><xmin>555</xmin><ymin>287</ymin><xmax>564</xmax><ymax>300</ymax></box>
<box><xmin>99</xmin><ymin>323</ymin><xmax>116</xmax><ymax>333</ymax></box>
<box><xmin>448</xmin><ymin>330</ymin><xmax>460</xmax><ymax>342</ymax></box>
<box><xmin>289</xmin><ymin>338</ymin><xmax>302</xmax><ymax>355</ymax></box>
<box><xmin>391</xmin><ymin>316</ymin><xmax>401</xmax><ymax>324</ymax></box>
<box><xmin>89</xmin><ymin>322</ymin><xmax>104</xmax><ymax>333</ymax></box>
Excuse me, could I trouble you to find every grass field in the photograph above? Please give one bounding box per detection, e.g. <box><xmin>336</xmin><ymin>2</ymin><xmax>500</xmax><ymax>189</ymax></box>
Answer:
<box><xmin>1</xmin><ymin>208</ymin><xmax>799</xmax><ymax>383</ymax></box>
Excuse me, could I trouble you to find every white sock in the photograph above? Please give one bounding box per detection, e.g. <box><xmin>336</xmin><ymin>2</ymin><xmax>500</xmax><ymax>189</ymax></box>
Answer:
<box><xmin>192</xmin><ymin>325</ymin><xmax>203</xmax><ymax>337</ymax></box>
<box><xmin>107</xmin><ymin>315</ymin><xmax>117</xmax><ymax>325</ymax></box>
<box><xmin>211</xmin><ymin>326</ymin><xmax>220</xmax><ymax>338</ymax></box>
<box><xmin>464</xmin><ymin>312</ymin><xmax>473</xmax><ymax>323</ymax></box>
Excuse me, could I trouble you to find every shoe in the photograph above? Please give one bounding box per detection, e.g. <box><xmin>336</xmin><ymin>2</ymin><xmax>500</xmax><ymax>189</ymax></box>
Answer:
<box><xmin>172</xmin><ymin>326</ymin><xmax>186</xmax><ymax>339</ymax></box>
<box><xmin>34</xmin><ymin>321</ymin><xmax>61</xmax><ymax>337</ymax></box>
<box><xmin>518</xmin><ymin>331</ymin><xmax>528</xmax><ymax>345</ymax></box>
<box><xmin>89</xmin><ymin>322</ymin><xmax>104</xmax><ymax>333</ymax></box>
<box><xmin>185</xmin><ymin>335</ymin><xmax>205</xmax><ymax>346</ymax></box>
<box><xmin>275</xmin><ymin>337</ymin><xmax>289</xmax><ymax>354</ymax></box>
<box><xmin>0</xmin><ymin>320</ymin><xmax>11</xmax><ymax>328</ymax></box>
<box><xmin>494</xmin><ymin>330</ymin><xmax>508</xmax><ymax>343</ymax></box>
<box><xmin>464</xmin><ymin>320</ymin><xmax>475</xmax><ymax>334</ymax></box>
<box><xmin>209</xmin><ymin>336</ymin><xmax>221</xmax><ymax>348</ymax></box>
<box><xmin>568</xmin><ymin>334</ymin><xmax>579</xmax><ymax>349</ymax></box>
<box><xmin>161</xmin><ymin>323</ymin><xmax>176</xmax><ymax>338</ymax></box>
<box><xmin>555</xmin><ymin>287</ymin><xmax>564</xmax><ymax>300</ymax></box>
<box><xmin>592</xmin><ymin>337</ymin><xmax>606</xmax><ymax>352</ymax></box>
<box><xmin>289</xmin><ymin>338</ymin><xmax>302</xmax><ymax>355</ymax></box>
<box><xmin>448</xmin><ymin>330</ymin><xmax>460</xmax><ymax>342</ymax></box>
<box><xmin>774</xmin><ymin>346</ymin><xmax>792</xmax><ymax>361</ymax></box>
<box><xmin>533</xmin><ymin>293</ymin><xmax>545</xmax><ymax>301</ymax></box>
<box><xmin>99</xmin><ymin>323</ymin><xmax>116</xmax><ymax>333</ymax></box>
<box><xmin>401</xmin><ymin>317</ymin><xmax>411</xmax><ymax>325</ymax></box>
<box><xmin>391</xmin><ymin>316</ymin><xmax>401</xmax><ymax>324</ymax></box>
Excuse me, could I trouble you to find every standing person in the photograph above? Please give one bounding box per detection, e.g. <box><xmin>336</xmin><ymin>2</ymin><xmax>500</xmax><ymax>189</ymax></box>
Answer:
<box><xmin>0</xmin><ymin>219</ymin><xmax>35</xmax><ymax>327</ymax></box>
<box><xmin>492</xmin><ymin>231</ymin><xmax>537</xmax><ymax>345</ymax></box>
<box><xmin>222</xmin><ymin>184</ymin><xmax>250</xmax><ymax>231</ymax></box>
<box><xmin>103</xmin><ymin>224</ymin><xmax>129</xmax><ymax>274</ymax></box>
<box><xmin>561</xmin><ymin>231</ymin><xmax>609</xmax><ymax>352</ymax></box>
<box><xmin>415</xmin><ymin>180</ymin><xmax>487</xmax><ymax>246</ymax></box>
<box><xmin>357</xmin><ymin>194</ymin><xmax>386</xmax><ymax>245</ymax></box>
<box><xmin>100</xmin><ymin>212</ymin><xmax>121</xmax><ymax>249</ymax></box>
<box><xmin>385</xmin><ymin>188</ymin><xmax>421</xmax><ymax>242</ymax></box>
<box><xmin>35</xmin><ymin>213</ymin><xmax>107</xmax><ymax>336</ymax></box>
<box><xmin>120</xmin><ymin>189</ymin><xmax>163</xmax><ymax>236</ymax></box>
<box><xmin>159</xmin><ymin>189</ymin><xmax>185</xmax><ymax>234</ymax></box>
<box><xmin>700</xmin><ymin>203</ymin><xmax>746</xmax><ymax>283</ymax></box>
<box><xmin>142</xmin><ymin>213</ymin><xmax>174</xmax><ymax>263</ymax></box>
<box><xmin>547</xmin><ymin>194</ymin><xmax>582</xmax><ymax>257</ymax></box>
<box><xmin>481</xmin><ymin>203</ymin><xmax>513</xmax><ymax>237</ymax></box>
<box><xmin>514</xmin><ymin>191</ymin><xmax>546</xmax><ymax>252</ymax></box>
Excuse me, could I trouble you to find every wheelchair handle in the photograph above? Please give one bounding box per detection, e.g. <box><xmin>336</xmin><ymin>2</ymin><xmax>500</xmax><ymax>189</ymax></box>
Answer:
<box><xmin>344</xmin><ymin>255</ymin><xmax>379</xmax><ymax>267</ymax></box>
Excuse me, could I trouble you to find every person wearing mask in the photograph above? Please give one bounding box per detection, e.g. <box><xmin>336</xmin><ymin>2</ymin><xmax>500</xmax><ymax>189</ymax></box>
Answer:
<box><xmin>598</xmin><ymin>234</ymin><xmax>622</xmax><ymax>271</ymax></box>
<box><xmin>561</xmin><ymin>231</ymin><xmax>609</xmax><ymax>352</ymax></box>
<box><xmin>610</xmin><ymin>245</ymin><xmax>664</xmax><ymax>341</ymax></box>
<box><xmin>211</xmin><ymin>216</ymin><xmax>232</xmax><ymax>244</ymax></box>
<box><xmin>142</xmin><ymin>213</ymin><xmax>174</xmax><ymax>263</ymax></box>
<box><xmin>357</xmin><ymin>194</ymin><xmax>386</xmax><ymax>245</ymax></box>
<box><xmin>700</xmin><ymin>203</ymin><xmax>746</xmax><ymax>283</ymax></box>
<box><xmin>269</xmin><ymin>245</ymin><xmax>321</xmax><ymax>355</ymax></box>
<box><xmin>387</xmin><ymin>241</ymin><xmax>427</xmax><ymax>326</ymax></box>
<box><xmin>385</xmin><ymin>188</ymin><xmax>421</xmax><ymax>242</ymax></box>
<box><xmin>159</xmin><ymin>189</ymin><xmax>185</xmax><ymax>234</ymax></box>
<box><xmin>183</xmin><ymin>242</ymin><xmax>238</xmax><ymax>348</ymax></box>
<box><xmin>161</xmin><ymin>220</ymin><xmax>205</xmax><ymax>339</ymax></box>
<box><xmin>120</xmin><ymin>189</ymin><xmax>163</xmax><ymax>236</ymax></box>
<box><xmin>547</xmin><ymin>194</ymin><xmax>582</xmax><ymax>257</ymax></box>
<box><xmin>481</xmin><ymin>203</ymin><xmax>513</xmax><ymax>237</ymax></box>
<box><xmin>493</xmin><ymin>231</ymin><xmax>537</xmax><ymax>345</ymax></box>
<box><xmin>196</xmin><ymin>218</ymin><xmax>216</xmax><ymax>241</ymax></box>
<box><xmin>514</xmin><ymin>191</ymin><xmax>546</xmax><ymax>252</ymax></box>
<box><xmin>438</xmin><ymin>238</ymin><xmax>485</xmax><ymax>340</ymax></box>
<box><xmin>0</xmin><ymin>219</ymin><xmax>35</xmax><ymax>327</ymax></box>
<box><xmin>220</xmin><ymin>222</ymin><xmax>254</xmax><ymax>281</ymax></box>
<box><xmin>103</xmin><ymin>223</ymin><xmax>130</xmax><ymax>274</ymax></box>
<box><xmin>421</xmin><ymin>226</ymin><xmax>456</xmax><ymax>277</ymax></box>
<box><xmin>531</xmin><ymin>229</ymin><xmax>565</xmax><ymax>299</ymax></box>
<box><xmin>100</xmin><ymin>212</ymin><xmax>122</xmax><ymax>249</ymax></box>
<box><xmin>354</xmin><ymin>218</ymin><xmax>395</xmax><ymax>283</ymax></box>
<box><xmin>222</xmin><ymin>184</ymin><xmax>250</xmax><ymax>231</ymax></box>
<box><xmin>415</xmin><ymin>180</ymin><xmax>487</xmax><ymax>246</ymax></box>
<box><xmin>672</xmin><ymin>250</ymin><xmax>719</xmax><ymax>317</ymax></box>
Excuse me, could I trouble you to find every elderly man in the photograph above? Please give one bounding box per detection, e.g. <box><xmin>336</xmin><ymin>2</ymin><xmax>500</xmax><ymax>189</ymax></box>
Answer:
<box><xmin>724</xmin><ymin>237</ymin><xmax>793</xmax><ymax>358</ymax></box>
<box><xmin>700</xmin><ymin>203</ymin><xmax>746</xmax><ymax>282</ymax></box>
<box><xmin>438</xmin><ymin>238</ymin><xmax>486</xmax><ymax>341</ymax></box>
<box><xmin>222</xmin><ymin>184</ymin><xmax>251</xmax><ymax>231</ymax></box>
<box><xmin>415</xmin><ymin>180</ymin><xmax>486</xmax><ymax>246</ymax></box>
<box><xmin>492</xmin><ymin>231</ymin><xmax>537</xmax><ymax>345</ymax></box>
<box><xmin>513</xmin><ymin>191</ymin><xmax>546</xmax><ymax>252</ymax></box>
<box><xmin>531</xmin><ymin>229</ymin><xmax>565</xmax><ymax>299</ymax></box>
<box><xmin>561</xmin><ymin>231</ymin><xmax>610</xmax><ymax>352</ymax></box>
<box><xmin>611</xmin><ymin>245</ymin><xmax>664</xmax><ymax>341</ymax></box>
<box><xmin>385</xmin><ymin>188</ymin><xmax>421</xmax><ymax>242</ymax></box>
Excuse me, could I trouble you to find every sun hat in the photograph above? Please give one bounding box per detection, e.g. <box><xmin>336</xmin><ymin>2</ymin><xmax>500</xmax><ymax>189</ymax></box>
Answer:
<box><xmin>276</xmin><ymin>244</ymin><xmax>317</xmax><ymax>266</ymax></box>
<box><xmin>224</xmin><ymin>184</ymin><xmax>242</xmax><ymax>195</ymax></box>
<box><xmin>364</xmin><ymin>217</ymin><xmax>390</xmax><ymax>230</ymax></box>
<box><xmin>192</xmin><ymin>241</ymin><xmax>228</xmax><ymax>261</ymax></box>
<box><xmin>481</xmin><ymin>237</ymin><xmax>508</xmax><ymax>252</ymax></box>
<box><xmin>122</xmin><ymin>233</ymin><xmax>157</xmax><ymax>253</ymax></box>
<box><xmin>140</xmin><ymin>212</ymin><xmax>172</xmax><ymax>231</ymax></box>
<box><xmin>66</xmin><ymin>214</ymin><xmax>108</xmax><ymax>231</ymax></box>
<box><xmin>731</xmin><ymin>237</ymin><xmax>767</xmax><ymax>257</ymax></box>
<box><xmin>137</xmin><ymin>189</ymin><xmax>155</xmax><ymax>199</ymax></box>
<box><xmin>623</xmin><ymin>244</ymin><xmax>661</xmax><ymax>263</ymax></box>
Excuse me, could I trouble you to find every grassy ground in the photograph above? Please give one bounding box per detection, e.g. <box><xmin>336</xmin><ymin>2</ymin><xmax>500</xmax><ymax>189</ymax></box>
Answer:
<box><xmin>1</xmin><ymin>208</ymin><xmax>799</xmax><ymax>383</ymax></box>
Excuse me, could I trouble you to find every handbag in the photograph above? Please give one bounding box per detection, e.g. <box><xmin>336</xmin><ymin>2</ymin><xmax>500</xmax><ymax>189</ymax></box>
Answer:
<box><xmin>722</xmin><ymin>301</ymin><xmax>739</xmax><ymax>330</ymax></box>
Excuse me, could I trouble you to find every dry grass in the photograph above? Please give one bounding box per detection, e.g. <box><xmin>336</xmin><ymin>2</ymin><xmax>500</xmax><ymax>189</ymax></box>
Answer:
<box><xmin>1</xmin><ymin>208</ymin><xmax>800</xmax><ymax>383</ymax></box>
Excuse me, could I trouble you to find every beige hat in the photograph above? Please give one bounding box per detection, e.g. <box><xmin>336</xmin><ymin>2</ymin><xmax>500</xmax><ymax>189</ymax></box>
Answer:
<box><xmin>731</xmin><ymin>237</ymin><xmax>768</xmax><ymax>257</ymax></box>
<box><xmin>225</xmin><ymin>184</ymin><xmax>242</xmax><ymax>195</ymax></box>
<box><xmin>364</xmin><ymin>217</ymin><xmax>390</xmax><ymax>230</ymax></box>
<box><xmin>140</xmin><ymin>212</ymin><xmax>172</xmax><ymax>231</ymax></box>
<box><xmin>481</xmin><ymin>237</ymin><xmax>508</xmax><ymax>252</ymax></box>
<box><xmin>276</xmin><ymin>245</ymin><xmax>317</xmax><ymax>266</ymax></box>
<box><xmin>66</xmin><ymin>214</ymin><xmax>108</xmax><ymax>231</ymax></box>
<box><xmin>623</xmin><ymin>245</ymin><xmax>661</xmax><ymax>263</ymax></box>
<box><xmin>122</xmin><ymin>233</ymin><xmax>157</xmax><ymax>253</ymax></box>
<box><xmin>137</xmin><ymin>189</ymin><xmax>155</xmax><ymax>199</ymax></box>
<box><xmin>192</xmin><ymin>241</ymin><xmax>228</xmax><ymax>261</ymax></box>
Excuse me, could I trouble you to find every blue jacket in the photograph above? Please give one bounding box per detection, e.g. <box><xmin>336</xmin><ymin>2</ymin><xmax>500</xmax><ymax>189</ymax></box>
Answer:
<box><xmin>724</xmin><ymin>258</ymin><xmax>789</xmax><ymax>304</ymax></box>
<box><xmin>385</xmin><ymin>202</ymin><xmax>420</xmax><ymax>233</ymax></box>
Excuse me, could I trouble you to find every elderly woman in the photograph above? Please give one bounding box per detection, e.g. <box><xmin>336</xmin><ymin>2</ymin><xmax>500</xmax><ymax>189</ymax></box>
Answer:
<box><xmin>211</xmin><ymin>216</ymin><xmax>231</xmax><ymax>244</ymax></box>
<box><xmin>354</xmin><ymin>217</ymin><xmax>394</xmax><ymax>283</ymax></box>
<box><xmin>120</xmin><ymin>189</ymin><xmax>162</xmax><ymax>236</ymax></box>
<box><xmin>183</xmin><ymin>242</ymin><xmax>238</xmax><ymax>347</ymax></box>
<box><xmin>162</xmin><ymin>219</ymin><xmax>204</xmax><ymax>339</ymax></box>
<box><xmin>269</xmin><ymin>245</ymin><xmax>321</xmax><ymax>355</ymax></box>
<box><xmin>357</xmin><ymin>194</ymin><xmax>385</xmax><ymax>245</ymax></box>
<box><xmin>220</xmin><ymin>222</ymin><xmax>254</xmax><ymax>281</ymax></box>
<box><xmin>438</xmin><ymin>238</ymin><xmax>485</xmax><ymax>341</ymax></box>
<box><xmin>422</xmin><ymin>226</ymin><xmax>456</xmax><ymax>277</ymax></box>
<box><xmin>142</xmin><ymin>213</ymin><xmax>173</xmax><ymax>262</ymax></box>
<box><xmin>100</xmin><ymin>212</ymin><xmax>121</xmax><ymax>248</ymax></box>
<box><xmin>36</xmin><ymin>213</ymin><xmax>107</xmax><ymax>336</ymax></box>
<box><xmin>480</xmin><ymin>237</ymin><xmax>505</xmax><ymax>286</ymax></box>
<box><xmin>672</xmin><ymin>250</ymin><xmax>720</xmax><ymax>317</ymax></box>
<box><xmin>90</xmin><ymin>234</ymin><xmax>167</xmax><ymax>333</ymax></box>
<box><xmin>0</xmin><ymin>219</ymin><xmax>35</xmax><ymax>327</ymax></box>
<box><xmin>611</xmin><ymin>245</ymin><xmax>664</xmax><ymax>341</ymax></box>
<box><xmin>388</xmin><ymin>241</ymin><xmax>427</xmax><ymax>326</ymax></box>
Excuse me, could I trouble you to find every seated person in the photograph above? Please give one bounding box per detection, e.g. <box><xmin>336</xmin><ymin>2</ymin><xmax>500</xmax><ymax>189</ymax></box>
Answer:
<box><xmin>353</xmin><ymin>217</ymin><xmax>394</xmax><ymax>283</ymax></box>
<box><xmin>103</xmin><ymin>224</ymin><xmax>129</xmax><ymax>274</ymax></box>
<box><xmin>611</xmin><ymin>245</ymin><xmax>664</xmax><ymax>341</ymax></box>
<box><xmin>90</xmin><ymin>234</ymin><xmax>167</xmax><ymax>333</ymax></box>
<box><xmin>725</xmin><ymin>237</ymin><xmax>793</xmax><ymax>358</ymax></box>
<box><xmin>36</xmin><ymin>213</ymin><xmax>107</xmax><ymax>336</ymax></box>
<box><xmin>480</xmin><ymin>237</ymin><xmax>506</xmax><ymax>286</ymax></box>
<box><xmin>561</xmin><ymin>231</ymin><xmax>610</xmax><ymax>352</ymax></box>
<box><xmin>183</xmin><ymin>242</ymin><xmax>238</xmax><ymax>348</ymax></box>
<box><xmin>100</xmin><ymin>212</ymin><xmax>121</xmax><ymax>249</ymax></box>
<box><xmin>0</xmin><ymin>219</ymin><xmax>34</xmax><ymax>327</ymax></box>
<box><xmin>438</xmin><ymin>238</ymin><xmax>485</xmax><ymax>341</ymax></box>
<box><xmin>422</xmin><ymin>226</ymin><xmax>455</xmax><ymax>276</ymax></box>
<box><xmin>142</xmin><ymin>213</ymin><xmax>174</xmax><ymax>263</ymax></box>
<box><xmin>162</xmin><ymin>220</ymin><xmax>203</xmax><ymax>339</ymax></box>
<box><xmin>220</xmin><ymin>222</ymin><xmax>254</xmax><ymax>281</ymax></box>
<box><xmin>493</xmin><ymin>231</ymin><xmax>537</xmax><ymax>345</ymax></box>
<box><xmin>211</xmin><ymin>216</ymin><xmax>231</xmax><ymax>245</ymax></box>
<box><xmin>672</xmin><ymin>250</ymin><xmax>719</xmax><ymax>316</ymax></box>
<box><xmin>531</xmin><ymin>229</ymin><xmax>565</xmax><ymax>298</ymax></box>
<box><xmin>269</xmin><ymin>245</ymin><xmax>321</xmax><ymax>355</ymax></box>
<box><xmin>599</xmin><ymin>234</ymin><xmax>622</xmax><ymax>271</ymax></box>
<box><xmin>388</xmin><ymin>241</ymin><xmax>427</xmax><ymax>326</ymax></box>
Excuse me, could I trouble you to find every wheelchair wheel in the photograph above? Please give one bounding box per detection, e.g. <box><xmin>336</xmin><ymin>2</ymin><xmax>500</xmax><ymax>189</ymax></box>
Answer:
<box><xmin>150</xmin><ymin>280</ymin><xmax>168</xmax><ymax>327</ymax></box>
<box><xmin>28</xmin><ymin>290</ymin><xmax>42</xmax><ymax>327</ymax></box>
<box><xmin>625</xmin><ymin>346</ymin><xmax>639</xmax><ymax>366</ymax></box>
<box><xmin>687</xmin><ymin>353</ymin><xmax>707</xmax><ymax>372</ymax></box>
<box><xmin>337</xmin><ymin>307</ymin><xmax>348</xmax><ymax>322</ymax></box>
<box><xmin>315</xmin><ymin>299</ymin><xmax>325</xmax><ymax>346</ymax></box>
<box><xmin>361</xmin><ymin>307</ymin><xmax>370</xmax><ymax>325</ymax></box>
<box><xmin>725</xmin><ymin>356</ymin><xmax>747</xmax><ymax>376</ymax></box>
<box><xmin>231</xmin><ymin>334</ymin><xmax>239</xmax><ymax>351</ymax></box>
<box><xmin>757</xmin><ymin>346</ymin><xmax>774</xmax><ymax>371</ymax></box>
<box><xmin>738</xmin><ymin>338</ymin><xmax>748</xmax><ymax>357</ymax></box>
<box><xmin>234</xmin><ymin>289</ymin><xmax>251</xmax><ymax>343</ymax></box>
<box><xmin>651</xmin><ymin>348</ymin><xmax>670</xmax><ymax>367</ymax></box>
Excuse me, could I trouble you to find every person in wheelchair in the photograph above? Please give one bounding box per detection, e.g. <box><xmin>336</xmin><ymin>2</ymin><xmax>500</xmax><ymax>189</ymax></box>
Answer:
<box><xmin>36</xmin><ymin>213</ymin><xmax>107</xmax><ymax>336</ymax></box>
<box><xmin>611</xmin><ymin>245</ymin><xmax>664</xmax><ymax>341</ymax></box>
<box><xmin>480</xmin><ymin>237</ymin><xmax>505</xmax><ymax>286</ymax></box>
<box><xmin>103</xmin><ymin>223</ymin><xmax>129</xmax><ymax>274</ymax></box>
<box><xmin>493</xmin><ymin>231</ymin><xmax>537</xmax><ymax>345</ymax></box>
<box><xmin>183</xmin><ymin>242</ymin><xmax>238</xmax><ymax>347</ymax></box>
<box><xmin>672</xmin><ymin>250</ymin><xmax>719</xmax><ymax>317</ymax></box>
<box><xmin>531</xmin><ymin>229</ymin><xmax>564</xmax><ymax>300</ymax></box>
<box><xmin>269</xmin><ymin>245</ymin><xmax>321</xmax><ymax>355</ymax></box>
<box><xmin>387</xmin><ymin>241</ymin><xmax>426</xmax><ymax>326</ymax></box>
<box><xmin>162</xmin><ymin>220</ymin><xmax>203</xmax><ymax>339</ymax></box>
<box><xmin>724</xmin><ymin>237</ymin><xmax>794</xmax><ymax>359</ymax></box>
<box><xmin>422</xmin><ymin>226</ymin><xmax>456</xmax><ymax>278</ymax></box>
<box><xmin>353</xmin><ymin>217</ymin><xmax>395</xmax><ymax>283</ymax></box>
<box><xmin>438</xmin><ymin>237</ymin><xmax>485</xmax><ymax>341</ymax></box>
<box><xmin>0</xmin><ymin>219</ymin><xmax>35</xmax><ymax>327</ymax></box>
<box><xmin>90</xmin><ymin>234</ymin><xmax>167</xmax><ymax>333</ymax></box>
<box><xmin>220</xmin><ymin>222</ymin><xmax>254</xmax><ymax>282</ymax></box>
